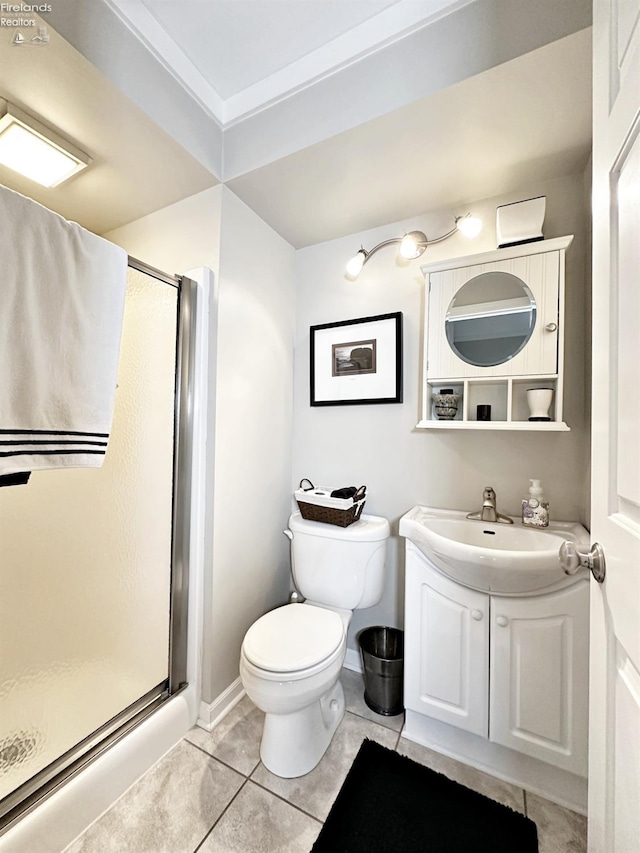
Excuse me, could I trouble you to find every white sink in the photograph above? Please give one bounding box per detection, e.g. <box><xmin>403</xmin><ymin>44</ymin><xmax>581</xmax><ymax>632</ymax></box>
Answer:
<box><xmin>399</xmin><ymin>506</ymin><xmax>590</xmax><ymax>593</ymax></box>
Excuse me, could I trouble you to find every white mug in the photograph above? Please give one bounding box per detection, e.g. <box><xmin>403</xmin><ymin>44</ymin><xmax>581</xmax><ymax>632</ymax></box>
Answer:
<box><xmin>527</xmin><ymin>388</ymin><xmax>553</xmax><ymax>420</ymax></box>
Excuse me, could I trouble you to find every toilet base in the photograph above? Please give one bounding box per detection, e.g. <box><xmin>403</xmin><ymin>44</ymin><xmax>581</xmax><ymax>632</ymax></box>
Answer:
<box><xmin>260</xmin><ymin>679</ymin><xmax>345</xmax><ymax>778</ymax></box>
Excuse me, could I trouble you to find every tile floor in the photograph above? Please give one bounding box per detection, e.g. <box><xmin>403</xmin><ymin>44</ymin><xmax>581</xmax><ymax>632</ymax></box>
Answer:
<box><xmin>65</xmin><ymin>669</ymin><xmax>587</xmax><ymax>853</ymax></box>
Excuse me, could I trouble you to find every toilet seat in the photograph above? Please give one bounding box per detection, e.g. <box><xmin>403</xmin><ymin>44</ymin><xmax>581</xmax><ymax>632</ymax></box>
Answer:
<box><xmin>243</xmin><ymin>604</ymin><xmax>344</xmax><ymax>673</ymax></box>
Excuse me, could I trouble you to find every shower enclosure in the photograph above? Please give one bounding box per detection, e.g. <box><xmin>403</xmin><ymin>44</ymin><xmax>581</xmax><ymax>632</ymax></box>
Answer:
<box><xmin>0</xmin><ymin>260</ymin><xmax>196</xmax><ymax>832</ymax></box>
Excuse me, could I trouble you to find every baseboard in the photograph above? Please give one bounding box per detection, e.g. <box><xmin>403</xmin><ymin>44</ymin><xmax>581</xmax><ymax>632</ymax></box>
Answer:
<box><xmin>197</xmin><ymin>678</ymin><xmax>245</xmax><ymax>732</ymax></box>
<box><xmin>402</xmin><ymin>710</ymin><xmax>588</xmax><ymax>815</ymax></box>
<box><xmin>344</xmin><ymin>647</ymin><xmax>362</xmax><ymax>673</ymax></box>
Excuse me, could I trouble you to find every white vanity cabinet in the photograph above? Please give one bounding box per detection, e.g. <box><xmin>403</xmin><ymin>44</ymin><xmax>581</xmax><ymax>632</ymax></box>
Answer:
<box><xmin>404</xmin><ymin>543</ymin><xmax>589</xmax><ymax>778</ymax></box>
<box><xmin>418</xmin><ymin>235</ymin><xmax>573</xmax><ymax>430</ymax></box>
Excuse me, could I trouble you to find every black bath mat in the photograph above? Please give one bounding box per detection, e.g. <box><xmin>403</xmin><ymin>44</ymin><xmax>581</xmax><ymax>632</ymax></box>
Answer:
<box><xmin>311</xmin><ymin>739</ymin><xmax>538</xmax><ymax>853</ymax></box>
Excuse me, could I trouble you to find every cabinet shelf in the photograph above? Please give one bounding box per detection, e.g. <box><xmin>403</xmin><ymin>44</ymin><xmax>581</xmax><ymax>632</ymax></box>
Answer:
<box><xmin>420</xmin><ymin>376</ymin><xmax>569</xmax><ymax>430</ymax></box>
<box><xmin>416</xmin><ymin>419</ymin><xmax>570</xmax><ymax>431</ymax></box>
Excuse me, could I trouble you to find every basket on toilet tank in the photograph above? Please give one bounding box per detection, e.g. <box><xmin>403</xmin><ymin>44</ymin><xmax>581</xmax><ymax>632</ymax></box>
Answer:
<box><xmin>294</xmin><ymin>478</ymin><xmax>366</xmax><ymax>527</ymax></box>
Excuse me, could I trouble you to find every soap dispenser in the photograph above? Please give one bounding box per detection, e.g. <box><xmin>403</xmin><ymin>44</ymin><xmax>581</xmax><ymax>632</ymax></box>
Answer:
<box><xmin>522</xmin><ymin>479</ymin><xmax>549</xmax><ymax>528</ymax></box>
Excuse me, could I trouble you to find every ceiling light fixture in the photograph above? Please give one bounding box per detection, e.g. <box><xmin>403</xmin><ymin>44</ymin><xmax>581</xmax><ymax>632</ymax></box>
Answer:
<box><xmin>0</xmin><ymin>103</ymin><xmax>91</xmax><ymax>188</ymax></box>
<box><xmin>346</xmin><ymin>213</ymin><xmax>482</xmax><ymax>278</ymax></box>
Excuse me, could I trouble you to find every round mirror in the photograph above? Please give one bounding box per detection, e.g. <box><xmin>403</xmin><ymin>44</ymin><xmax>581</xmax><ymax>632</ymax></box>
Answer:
<box><xmin>445</xmin><ymin>272</ymin><xmax>537</xmax><ymax>367</ymax></box>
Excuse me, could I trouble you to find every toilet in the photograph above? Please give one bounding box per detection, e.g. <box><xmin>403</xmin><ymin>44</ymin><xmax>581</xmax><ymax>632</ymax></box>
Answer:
<box><xmin>239</xmin><ymin>510</ymin><xmax>390</xmax><ymax>778</ymax></box>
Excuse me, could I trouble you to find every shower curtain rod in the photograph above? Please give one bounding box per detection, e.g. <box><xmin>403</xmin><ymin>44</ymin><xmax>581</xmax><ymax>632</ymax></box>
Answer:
<box><xmin>128</xmin><ymin>255</ymin><xmax>181</xmax><ymax>289</ymax></box>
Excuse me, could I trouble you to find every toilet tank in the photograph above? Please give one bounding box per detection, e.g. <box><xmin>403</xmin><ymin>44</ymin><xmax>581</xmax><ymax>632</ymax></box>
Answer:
<box><xmin>288</xmin><ymin>512</ymin><xmax>390</xmax><ymax>610</ymax></box>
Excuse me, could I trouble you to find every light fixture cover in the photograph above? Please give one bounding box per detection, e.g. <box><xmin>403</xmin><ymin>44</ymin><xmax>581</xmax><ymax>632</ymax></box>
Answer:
<box><xmin>345</xmin><ymin>249</ymin><xmax>366</xmax><ymax>277</ymax></box>
<box><xmin>0</xmin><ymin>104</ymin><xmax>91</xmax><ymax>188</ymax></box>
<box><xmin>399</xmin><ymin>230</ymin><xmax>429</xmax><ymax>260</ymax></box>
<box><xmin>456</xmin><ymin>214</ymin><xmax>482</xmax><ymax>239</ymax></box>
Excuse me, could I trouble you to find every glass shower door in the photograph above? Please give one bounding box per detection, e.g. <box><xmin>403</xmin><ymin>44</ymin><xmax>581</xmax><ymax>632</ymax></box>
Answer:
<box><xmin>0</xmin><ymin>265</ymin><xmax>182</xmax><ymax>813</ymax></box>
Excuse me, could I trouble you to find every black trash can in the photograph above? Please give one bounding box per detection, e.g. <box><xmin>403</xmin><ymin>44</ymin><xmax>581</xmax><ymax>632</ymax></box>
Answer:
<box><xmin>359</xmin><ymin>626</ymin><xmax>404</xmax><ymax>716</ymax></box>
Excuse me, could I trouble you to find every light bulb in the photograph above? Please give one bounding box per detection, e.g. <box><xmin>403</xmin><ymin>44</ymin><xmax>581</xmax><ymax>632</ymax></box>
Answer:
<box><xmin>400</xmin><ymin>234</ymin><xmax>420</xmax><ymax>259</ymax></box>
<box><xmin>456</xmin><ymin>214</ymin><xmax>482</xmax><ymax>239</ymax></box>
<box><xmin>346</xmin><ymin>249</ymin><xmax>366</xmax><ymax>277</ymax></box>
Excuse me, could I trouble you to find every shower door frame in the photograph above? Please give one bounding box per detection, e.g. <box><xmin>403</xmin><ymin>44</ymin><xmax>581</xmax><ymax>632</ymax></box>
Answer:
<box><xmin>0</xmin><ymin>259</ymin><xmax>196</xmax><ymax>833</ymax></box>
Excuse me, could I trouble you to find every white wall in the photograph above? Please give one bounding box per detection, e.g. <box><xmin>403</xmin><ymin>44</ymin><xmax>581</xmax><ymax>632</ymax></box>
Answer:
<box><xmin>105</xmin><ymin>185</ymin><xmax>223</xmax><ymax>273</ymax></box>
<box><xmin>293</xmin><ymin>173</ymin><xmax>590</xmax><ymax>649</ymax></box>
<box><xmin>205</xmin><ymin>187</ymin><xmax>295</xmax><ymax>701</ymax></box>
<box><xmin>106</xmin><ymin>186</ymin><xmax>297</xmax><ymax>706</ymax></box>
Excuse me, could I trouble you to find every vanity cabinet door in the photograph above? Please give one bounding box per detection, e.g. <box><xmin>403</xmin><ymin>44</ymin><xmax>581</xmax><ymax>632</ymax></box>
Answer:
<box><xmin>427</xmin><ymin>251</ymin><xmax>560</xmax><ymax>379</ymax></box>
<box><xmin>404</xmin><ymin>546</ymin><xmax>489</xmax><ymax>737</ymax></box>
<box><xmin>489</xmin><ymin>582</ymin><xmax>589</xmax><ymax>776</ymax></box>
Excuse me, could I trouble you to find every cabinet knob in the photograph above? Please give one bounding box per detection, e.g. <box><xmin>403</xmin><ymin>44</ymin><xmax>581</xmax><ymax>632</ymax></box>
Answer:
<box><xmin>496</xmin><ymin>615</ymin><xmax>509</xmax><ymax>627</ymax></box>
<box><xmin>471</xmin><ymin>609</ymin><xmax>483</xmax><ymax>621</ymax></box>
<box><xmin>545</xmin><ymin>322</ymin><xmax>558</xmax><ymax>332</ymax></box>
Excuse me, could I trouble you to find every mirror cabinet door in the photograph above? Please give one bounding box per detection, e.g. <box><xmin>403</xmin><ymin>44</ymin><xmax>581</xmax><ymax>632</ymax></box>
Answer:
<box><xmin>445</xmin><ymin>272</ymin><xmax>537</xmax><ymax>367</ymax></box>
<box><xmin>426</xmin><ymin>252</ymin><xmax>560</xmax><ymax>380</ymax></box>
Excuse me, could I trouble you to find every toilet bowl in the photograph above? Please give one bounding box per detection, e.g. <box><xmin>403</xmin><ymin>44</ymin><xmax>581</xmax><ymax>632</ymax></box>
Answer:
<box><xmin>240</xmin><ymin>603</ymin><xmax>349</xmax><ymax>778</ymax></box>
<box><xmin>239</xmin><ymin>512</ymin><xmax>390</xmax><ymax>778</ymax></box>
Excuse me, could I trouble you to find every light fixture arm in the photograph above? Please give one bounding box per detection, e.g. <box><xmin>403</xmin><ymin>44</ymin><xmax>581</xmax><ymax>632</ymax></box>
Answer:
<box><xmin>362</xmin><ymin>236</ymin><xmax>404</xmax><ymax>264</ymax></box>
<box><xmin>423</xmin><ymin>224</ymin><xmax>458</xmax><ymax>245</ymax></box>
<box><xmin>357</xmin><ymin>231</ymin><xmax>428</xmax><ymax>270</ymax></box>
<box><xmin>360</xmin><ymin>225</ymin><xmax>450</xmax><ymax>266</ymax></box>
<box><xmin>345</xmin><ymin>213</ymin><xmax>481</xmax><ymax>278</ymax></box>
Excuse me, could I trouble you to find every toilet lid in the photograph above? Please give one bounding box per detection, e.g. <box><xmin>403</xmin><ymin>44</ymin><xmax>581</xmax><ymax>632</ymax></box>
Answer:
<box><xmin>243</xmin><ymin>604</ymin><xmax>344</xmax><ymax>672</ymax></box>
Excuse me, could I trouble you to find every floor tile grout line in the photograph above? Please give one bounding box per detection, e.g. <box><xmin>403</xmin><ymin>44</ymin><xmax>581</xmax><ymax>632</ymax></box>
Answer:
<box><xmin>345</xmin><ymin>703</ymin><xmax>404</xmax><ymax>732</ymax></box>
<box><xmin>342</xmin><ymin>706</ymin><xmax>404</xmax><ymax>734</ymax></box>
<box><xmin>192</xmin><ymin>777</ymin><xmax>250</xmax><ymax>853</ymax></box>
<box><xmin>248</xmin><ymin>776</ymin><xmax>325</xmax><ymax>826</ymax></box>
<box><xmin>184</xmin><ymin>738</ymin><xmax>326</xmax><ymax>825</ymax></box>
<box><xmin>183</xmin><ymin>736</ymin><xmax>259</xmax><ymax>778</ymax></box>
<box><xmin>180</xmin><ymin>693</ymin><xmax>403</xmax><ymax>846</ymax></box>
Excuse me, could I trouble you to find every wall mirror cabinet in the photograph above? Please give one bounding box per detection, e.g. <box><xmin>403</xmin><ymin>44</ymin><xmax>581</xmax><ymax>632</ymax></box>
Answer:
<box><xmin>419</xmin><ymin>235</ymin><xmax>573</xmax><ymax>430</ymax></box>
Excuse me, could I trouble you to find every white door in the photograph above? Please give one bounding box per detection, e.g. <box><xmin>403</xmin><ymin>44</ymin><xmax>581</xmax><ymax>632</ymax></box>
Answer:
<box><xmin>489</xmin><ymin>583</ymin><xmax>589</xmax><ymax>777</ymax></box>
<box><xmin>589</xmin><ymin>1</ymin><xmax>640</xmax><ymax>849</ymax></box>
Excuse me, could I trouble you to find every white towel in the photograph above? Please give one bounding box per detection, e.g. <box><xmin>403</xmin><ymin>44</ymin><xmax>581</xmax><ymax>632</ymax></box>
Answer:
<box><xmin>0</xmin><ymin>185</ymin><xmax>127</xmax><ymax>475</ymax></box>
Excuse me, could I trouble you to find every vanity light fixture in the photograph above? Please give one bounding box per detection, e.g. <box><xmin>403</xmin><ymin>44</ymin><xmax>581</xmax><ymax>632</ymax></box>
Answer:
<box><xmin>346</xmin><ymin>213</ymin><xmax>482</xmax><ymax>278</ymax></box>
<box><xmin>0</xmin><ymin>103</ymin><xmax>91</xmax><ymax>188</ymax></box>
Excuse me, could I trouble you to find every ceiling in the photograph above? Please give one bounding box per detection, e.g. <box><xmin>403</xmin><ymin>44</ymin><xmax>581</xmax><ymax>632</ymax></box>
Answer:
<box><xmin>0</xmin><ymin>14</ymin><xmax>218</xmax><ymax>235</ymax></box>
<box><xmin>135</xmin><ymin>0</ymin><xmax>402</xmax><ymax>102</ymax></box>
<box><xmin>105</xmin><ymin>0</ymin><xmax>478</xmax><ymax>124</ymax></box>
<box><xmin>227</xmin><ymin>29</ymin><xmax>592</xmax><ymax>248</ymax></box>
<box><xmin>0</xmin><ymin>0</ymin><xmax>592</xmax><ymax>245</ymax></box>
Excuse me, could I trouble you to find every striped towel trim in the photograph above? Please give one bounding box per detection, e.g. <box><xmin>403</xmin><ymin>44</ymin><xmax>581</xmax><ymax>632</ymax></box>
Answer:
<box><xmin>0</xmin><ymin>429</ymin><xmax>108</xmax><ymax>458</ymax></box>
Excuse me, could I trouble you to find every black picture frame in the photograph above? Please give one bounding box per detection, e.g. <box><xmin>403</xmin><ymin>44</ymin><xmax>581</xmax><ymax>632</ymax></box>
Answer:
<box><xmin>310</xmin><ymin>312</ymin><xmax>403</xmax><ymax>406</ymax></box>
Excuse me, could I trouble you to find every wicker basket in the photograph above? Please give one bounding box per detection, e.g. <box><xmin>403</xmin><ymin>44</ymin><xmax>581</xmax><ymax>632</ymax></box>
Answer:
<box><xmin>295</xmin><ymin>480</ymin><xmax>366</xmax><ymax>527</ymax></box>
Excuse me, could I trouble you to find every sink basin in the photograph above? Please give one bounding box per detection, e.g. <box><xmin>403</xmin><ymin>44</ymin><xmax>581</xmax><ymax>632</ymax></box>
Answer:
<box><xmin>399</xmin><ymin>506</ymin><xmax>590</xmax><ymax>593</ymax></box>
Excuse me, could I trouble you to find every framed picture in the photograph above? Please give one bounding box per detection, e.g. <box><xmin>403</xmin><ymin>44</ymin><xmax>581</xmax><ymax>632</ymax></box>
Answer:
<box><xmin>310</xmin><ymin>312</ymin><xmax>402</xmax><ymax>406</ymax></box>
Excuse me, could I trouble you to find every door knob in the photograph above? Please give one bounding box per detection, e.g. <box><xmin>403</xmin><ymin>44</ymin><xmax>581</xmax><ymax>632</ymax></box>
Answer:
<box><xmin>496</xmin><ymin>616</ymin><xmax>509</xmax><ymax>627</ymax></box>
<box><xmin>471</xmin><ymin>609</ymin><xmax>483</xmax><ymax>621</ymax></box>
<box><xmin>559</xmin><ymin>541</ymin><xmax>606</xmax><ymax>583</ymax></box>
<box><xmin>545</xmin><ymin>322</ymin><xmax>558</xmax><ymax>332</ymax></box>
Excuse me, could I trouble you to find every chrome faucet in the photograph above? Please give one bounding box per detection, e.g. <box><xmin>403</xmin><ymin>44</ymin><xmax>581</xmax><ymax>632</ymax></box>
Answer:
<box><xmin>466</xmin><ymin>486</ymin><xmax>513</xmax><ymax>524</ymax></box>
